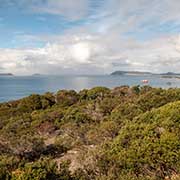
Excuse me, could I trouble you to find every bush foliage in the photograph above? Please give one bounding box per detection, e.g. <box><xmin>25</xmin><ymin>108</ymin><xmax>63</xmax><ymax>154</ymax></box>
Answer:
<box><xmin>0</xmin><ymin>86</ymin><xmax>179</xmax><ymax>179</ymax></box>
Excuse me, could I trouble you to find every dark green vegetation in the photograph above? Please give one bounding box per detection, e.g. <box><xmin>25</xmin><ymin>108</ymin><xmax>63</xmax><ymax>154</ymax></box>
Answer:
<box><xmin>0</xmin><ymin>86</ymin><xmax>179</xmax><ymax>180</ymax></box>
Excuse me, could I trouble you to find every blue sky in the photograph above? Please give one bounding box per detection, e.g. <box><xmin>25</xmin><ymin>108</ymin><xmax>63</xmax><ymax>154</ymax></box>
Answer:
<box><xmin>0</xmin><ymin>0</ymin><xmax>180</xmax><ymax>74</ymax></box>
<box><xmin>0</xmin><ymin>1</ymin><xmax>88</xmax><ymax>48</ymax></box>
<box><xmin>0</xmin><ymin>0</ymin><xmax>107</xmax><ymax>48</ymax></box>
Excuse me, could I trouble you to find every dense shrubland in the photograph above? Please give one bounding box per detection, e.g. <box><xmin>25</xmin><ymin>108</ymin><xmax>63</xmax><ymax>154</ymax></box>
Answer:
<box><xmin>0</xmin><ymin>86</ymin><xmax>179</xmax><ymax>179</ymax></box>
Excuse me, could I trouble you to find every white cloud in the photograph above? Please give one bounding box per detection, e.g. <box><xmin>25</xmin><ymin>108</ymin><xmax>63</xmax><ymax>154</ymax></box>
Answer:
<box><xmin>36</xmin><ymin>0</ymin><xmax>89</xmax><ymax>20</ymax></box>
<box><xmin>1</xmin><ymin>0</ymin><xmax>180</xmax><ymax>74</ymax></box>
<box><xmin>1</xmin><ymin>33</ymin><xmax>180</xmax><ymax>75</ymax></box>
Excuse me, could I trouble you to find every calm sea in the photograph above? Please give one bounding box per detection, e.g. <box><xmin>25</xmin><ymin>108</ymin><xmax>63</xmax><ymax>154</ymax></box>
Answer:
<box><xmin>0</xmin><ymin>75</ymin><xmax>180</xmax><ymax>102</ymax></box>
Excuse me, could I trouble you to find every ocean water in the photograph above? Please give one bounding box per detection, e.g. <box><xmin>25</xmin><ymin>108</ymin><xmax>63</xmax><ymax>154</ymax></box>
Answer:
<box><xmin>0</xmin><ymin>75</ymin><xmax>180</xmax><ymax>102</ymax></box>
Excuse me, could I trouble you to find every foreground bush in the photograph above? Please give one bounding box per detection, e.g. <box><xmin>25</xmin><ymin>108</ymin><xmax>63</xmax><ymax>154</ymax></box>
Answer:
<box><xmin>0</xmin><ymin>86</ymin><xmax>179</xmax><ymax>179</ymax></box>
<box><xmin>97</xmin><ymin>101</ymin><xmax>180</xmax><ymax>179</ymax></box>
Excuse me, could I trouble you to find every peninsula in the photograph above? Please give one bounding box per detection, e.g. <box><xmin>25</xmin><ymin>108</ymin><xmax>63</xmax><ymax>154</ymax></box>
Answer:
<box><xmin>0</xmin><ymin>73</ymin><xmax>13</xmax><ymax>76</ymax></box>
<box><xmin>111</xmin><ymin>71</ymin><xmax>153</xmax><ymax>75</ymax></box>
<box><xmin>111</xmin><ymin>71</ymin><xmax>180</xmax><ymax>76</ymax></box>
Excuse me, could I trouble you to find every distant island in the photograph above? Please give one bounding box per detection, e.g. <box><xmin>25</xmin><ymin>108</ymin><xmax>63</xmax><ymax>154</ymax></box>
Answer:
<box><xmin>32</xmin><ymin>73</ymin><xmax>41</xmax><ymax>76</ymax></box>
<box><xmin>159</xmin><ymin>72</ymin><xmax>180</xmax><ymax>79</ymax></box>
<box><xmin>111</xmin><ymin>71</ymin><xmax>180</xmax><ymax>77</ymax></box>
<box><xmin>111</xmin><ymin>71</ymin><xmax>153</xmax><ymax>76</ymax></box>
<box><xmin>160</xmin><ymin>72</ymin><xmax>180</xmax><ymax>76</ymax></box>
<box><xmin>0</xmin><ymin>73</ymin><xmax>13</xmax><ymax>76</ymax></box>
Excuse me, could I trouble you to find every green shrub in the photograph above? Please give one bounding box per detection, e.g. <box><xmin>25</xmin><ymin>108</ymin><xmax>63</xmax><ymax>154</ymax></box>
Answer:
<box><xmin>87</xmin><ymin>87</ymin><xmax>110</xmax><ymax>100</ymax></box>
<box><xmin>97</xmin><ymin>101</ymin><xmax>180</xmax><ymax>179</ymax></box>
<box><xmin>11</xmin><ymin>158</ymin><xmax>60</xmax><ymax>180</ymax></box>
<box><xmin>17</xmin><ymin>94</ymin><xmax>42</xmax><ymax>112</ymax></box>
<box><xmin>62</xmin><ymin>106</ymin><xmax>91</xmax><ymax>125</ymax></box>
<box><xmin>56</xmin><ymin>90</ymin><xmax>79</xmax><ymax>106</ymax></box>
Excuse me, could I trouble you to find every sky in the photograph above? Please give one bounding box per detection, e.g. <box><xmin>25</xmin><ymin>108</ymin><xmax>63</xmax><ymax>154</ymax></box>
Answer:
<box><xmin>0</xmin><ymin>0</ymin><xmax>180</xmax><ymax>75</ymax></box>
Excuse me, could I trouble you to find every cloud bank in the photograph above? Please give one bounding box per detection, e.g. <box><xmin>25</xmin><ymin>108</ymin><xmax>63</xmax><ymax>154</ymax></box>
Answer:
<box><xmin>0</xmin><ymin>0</ymin><xmax>180</xmax><ymax>75</ymax></box>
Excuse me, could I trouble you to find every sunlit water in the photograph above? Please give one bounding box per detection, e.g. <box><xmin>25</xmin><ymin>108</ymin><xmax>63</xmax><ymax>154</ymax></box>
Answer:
<box><xmin>0</xmin><ymin>75</ymin><xmax>180</xmax><ymax>102</ymax></box>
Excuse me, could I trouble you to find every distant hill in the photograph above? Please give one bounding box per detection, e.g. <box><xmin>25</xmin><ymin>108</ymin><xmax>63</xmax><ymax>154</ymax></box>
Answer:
<box><xmin>111</xmin><ymin>71</ymin><xmax>180</xmax><ymax>76</ymax></box>
<box><xmin>111</xmin><ymin>71</ymin><xmax>152</xmax><ymax>75</ymax></box>
<box><xmin>160</xmin><ymin>72</ymin><xmax>180</xmax><ymax>76</ymax></box>
<box><xmin>0</xmin><ymin>73</ymin><xmax>13</xmax><ymax>76</ymax></box>
<box><xmin>32</xmin><ymin>73</ymin><xmax>41</xmax><ymax>76</ymax></box>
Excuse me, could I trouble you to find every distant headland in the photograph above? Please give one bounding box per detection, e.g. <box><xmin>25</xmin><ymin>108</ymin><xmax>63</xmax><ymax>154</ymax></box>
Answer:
<box><xmin>111</xmin><ymin>71</ymin><xmax>152</xmax><ymax>76</ymax></box>
<box><xmin>111</xmin><ymin>71</ymin><xmax>180</xmax><ymax>76</ymax></box>
<box><xmin>0</xmin><ymin>73</ymin><xmax>13</xmax><ymax>76</ymax></box>
<box><xmin>32</xmin><ymin>73</ymin><xmax>41</xmax><ymax>76</ymax></box>
<box><xmin>160</xmin><ymin>72</ymin><xmax>180</xmax><ymax>76</ymax></box>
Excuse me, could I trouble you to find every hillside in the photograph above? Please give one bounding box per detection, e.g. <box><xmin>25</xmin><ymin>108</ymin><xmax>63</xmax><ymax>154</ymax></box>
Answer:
<box><xmin>0</xmin><ymin>86</ymin><xmax>180</xmax><ymax>179</ymax></box>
